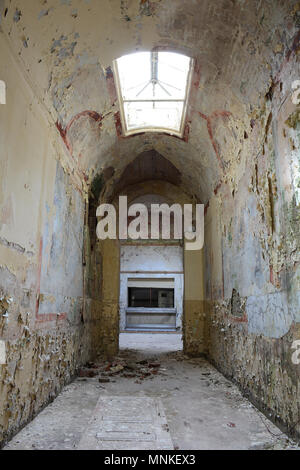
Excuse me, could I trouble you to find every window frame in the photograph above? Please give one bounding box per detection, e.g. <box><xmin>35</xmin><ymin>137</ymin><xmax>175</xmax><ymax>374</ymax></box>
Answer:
<box><xmin>128</xmin><ymin>286</ymin><xmax>175</xmax><ymax>309</ymax></box>
<box><xmin>113</xmin><ymin>52</ymin><xmax>194</xmax><ymax>138</ymax></box>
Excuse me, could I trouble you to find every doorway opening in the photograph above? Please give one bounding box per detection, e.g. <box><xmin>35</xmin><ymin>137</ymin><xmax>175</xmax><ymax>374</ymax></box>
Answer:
<box><xmin>119</xmin><ymin>243</ymin><xmax>184</xmax><ymax>334</ymax></box>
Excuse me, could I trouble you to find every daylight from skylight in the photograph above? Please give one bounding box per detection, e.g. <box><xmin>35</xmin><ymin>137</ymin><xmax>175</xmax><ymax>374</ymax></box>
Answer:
<box><xmin>114</xmin><ymin>51</ymin><xmax>192</xmax><ymax>136</ymax></box>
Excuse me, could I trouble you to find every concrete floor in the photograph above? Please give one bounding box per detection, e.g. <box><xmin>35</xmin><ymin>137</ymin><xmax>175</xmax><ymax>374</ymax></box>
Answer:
<box><xmin>3</xmin><ymin>333</ymin><xmax>299</xmax><ymax>450</ymax></box>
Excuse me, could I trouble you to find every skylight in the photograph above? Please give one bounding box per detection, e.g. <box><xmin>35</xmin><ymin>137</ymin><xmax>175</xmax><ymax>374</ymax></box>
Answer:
<box><xmin>113</xmin><ymin>51</ymin><xmax>192</xmax><ymax>137</ymax></box>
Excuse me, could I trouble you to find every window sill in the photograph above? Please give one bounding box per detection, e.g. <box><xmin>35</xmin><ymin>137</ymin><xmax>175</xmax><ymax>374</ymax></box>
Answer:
<box><xmin>126</xmin><ymin>307</ymin><xmax>176</xmax><ymax>314</ymax></box>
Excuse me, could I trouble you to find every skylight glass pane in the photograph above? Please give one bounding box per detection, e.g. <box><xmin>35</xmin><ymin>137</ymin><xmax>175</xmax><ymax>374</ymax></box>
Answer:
<box><xmin>117</xmin><ymin>52</ymin><xmax>150</xmax><ymax>101</ymax></box>
<box><xmin>124</xmin><ymin>101</ymin><xmax>184</xmax><ymax>131</ymax></box>
<box><xmin>158</xmin><ymin>52</ymin><xmax>190</xmax><ymax>100</ymax></box>
<box><xmin>115</xmin><ymin>51</ymin><xmax>191</xmax><ymax>135</ymax></box>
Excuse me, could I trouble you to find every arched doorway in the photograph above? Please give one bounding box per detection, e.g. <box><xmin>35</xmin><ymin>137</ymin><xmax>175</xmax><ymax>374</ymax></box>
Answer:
<box><xmin>89</xmin><ymin>172</ymin><xmax>207</xmax><ymax>358</ymax></box>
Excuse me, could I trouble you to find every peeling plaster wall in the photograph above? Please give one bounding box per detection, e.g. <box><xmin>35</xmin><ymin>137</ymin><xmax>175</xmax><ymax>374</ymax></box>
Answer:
<box><xmin>97</xmin><ymin>238</ymin><xmax>120</xmax><ymax>359</ymax></box>
<box><xmin>204</xmin><ymin>50</ymin><xmax>300</xmax><ymax>437</ymax></box>
<box><xmin>37</xmin><ymin>161</ymin><xmax>84</xmax><ymax>318</ymax></box>
<box><xmin>184</xmin><ymin>246</ymin><xmax>206</xmax><ymax>356</ymax></box>
<box><xmin>0</xmin><ymin>34</ymin><xmax>96</xmax><ymax>447</ymax></box>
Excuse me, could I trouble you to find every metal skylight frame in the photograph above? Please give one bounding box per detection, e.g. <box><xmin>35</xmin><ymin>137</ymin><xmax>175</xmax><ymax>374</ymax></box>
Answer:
<box><xmin>113</xmin><ymin>51</ymin><xmax>193</xmax><ymax>137</ymax></box>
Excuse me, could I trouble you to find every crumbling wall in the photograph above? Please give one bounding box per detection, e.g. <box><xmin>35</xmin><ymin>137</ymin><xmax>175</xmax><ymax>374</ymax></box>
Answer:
<box><xmin>0</xmin><ymin>34</ymin><xmax>97</xmax><ymax>447</ymax></box>
<box><xmin>97</xmin><ymin>238</ymin><xmax>120</xmax><ymax>359</ymax></box>
<box><xmin>205</xmin><ymin>49</ymin><xmax>300</xmax><ymax>438</ymax></box>
<box><xmin>183</xmin><ymin>245</ymin><xmax>206</xmax><ymax>356</ymax></box>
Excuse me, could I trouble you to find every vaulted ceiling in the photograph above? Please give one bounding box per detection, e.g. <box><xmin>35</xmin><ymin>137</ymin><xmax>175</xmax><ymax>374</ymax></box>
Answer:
<box><xmin>0</xmin><ymin>0</ymin><xmax>299</xmax><ymax>202</ymax></box>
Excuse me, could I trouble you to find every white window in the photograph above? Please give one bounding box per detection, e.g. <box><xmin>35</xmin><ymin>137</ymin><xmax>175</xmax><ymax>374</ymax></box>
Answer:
<box><xmin>113</xmin><ymin>51</ymin><xmax>193</xmax><ymax>137</ymax></box>
<box><xmin>0</xmin><ymin>80</ymin><xmax>6</xmax><ymax>104</ymax></box>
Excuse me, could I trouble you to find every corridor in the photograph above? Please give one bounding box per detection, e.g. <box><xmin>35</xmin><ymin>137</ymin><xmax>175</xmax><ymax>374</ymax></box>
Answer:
<box><xmin>0</xmin><ymin>0</ymin><xmax>300</xmax><ymax>452</ymax></box>
<box><xmin>3</xmin><ymin>334</ymin><xmax>299</xmax><ymax>450</ymax></box>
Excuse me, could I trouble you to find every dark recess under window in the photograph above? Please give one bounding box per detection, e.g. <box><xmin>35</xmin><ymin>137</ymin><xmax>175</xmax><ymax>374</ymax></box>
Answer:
<box><xmin>128</xmin><ymin>287</ymin><xmax>174</xmax><ymax>308</ymax></box>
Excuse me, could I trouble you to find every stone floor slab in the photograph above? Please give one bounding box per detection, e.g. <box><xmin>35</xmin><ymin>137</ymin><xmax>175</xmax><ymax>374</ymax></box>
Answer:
<box><xmin>77</xmin><ymin>396</ymin><xmax>173</xmax><ymax>450</ymax></box>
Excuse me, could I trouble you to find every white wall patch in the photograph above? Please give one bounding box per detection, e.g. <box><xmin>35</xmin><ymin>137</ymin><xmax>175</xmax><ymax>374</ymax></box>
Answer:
<box><xmin>0</xmin><ymin>340</ymin><xmax>6</xmax><ymax>364</ymax></box>
<box><xmin>0</xmin><ymin>80</ymin><xmax>6</xmax><ymax>104</ymax></box>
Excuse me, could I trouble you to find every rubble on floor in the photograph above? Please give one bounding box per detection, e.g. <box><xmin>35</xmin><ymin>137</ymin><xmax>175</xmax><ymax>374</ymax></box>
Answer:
<box><xmin>78</xmin><ymin>354</ymin><xmax>163</xmax><ymax>383</ymax></box>
<box><xmin>3</xmin><ymin>334</ymin><xmax>300</xmax><ymax>451</ymax></box>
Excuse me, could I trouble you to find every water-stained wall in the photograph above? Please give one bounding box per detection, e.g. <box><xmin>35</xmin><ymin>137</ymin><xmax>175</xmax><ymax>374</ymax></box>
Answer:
<box><xmin>184</xmin><ymin>245</ymin><xmax>206</xmax><ymax>356</ymax></box>
<box><xmin>204</xmin><ymin>50</ymin><xmax>300</xmax><ymax>438</ymax></box>
<box><xmin>0</xmin><ymin>34</ymin><xmax>97</xmax><ymax>447</ymax></box>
